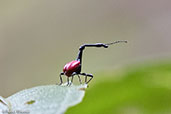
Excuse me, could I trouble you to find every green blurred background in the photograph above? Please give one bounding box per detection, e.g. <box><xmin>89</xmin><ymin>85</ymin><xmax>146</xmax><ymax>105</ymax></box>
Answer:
<box><xmin>0</xmin><ymin>0</ymin><xmax>171</xmax><ymax>113</ymax></box>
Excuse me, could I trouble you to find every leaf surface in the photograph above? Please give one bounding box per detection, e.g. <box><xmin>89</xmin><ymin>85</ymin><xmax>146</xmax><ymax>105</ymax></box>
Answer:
<box><xmin>0</xmin><ymin>84</ymin><xmax>87</xmax><ymax>114</ymax></box>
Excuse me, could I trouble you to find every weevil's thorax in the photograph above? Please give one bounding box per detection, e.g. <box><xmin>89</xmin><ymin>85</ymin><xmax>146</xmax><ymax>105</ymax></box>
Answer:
<box><xmin>63</xmin><ymin>60</ymin><xmax>81</xmax><ymax>77</ymax></box>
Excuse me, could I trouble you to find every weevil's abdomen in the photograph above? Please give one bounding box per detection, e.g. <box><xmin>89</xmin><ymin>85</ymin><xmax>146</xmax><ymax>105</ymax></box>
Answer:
<box><xmin>63</xmin><ymin>60</ymin><xmax>80</xmax><ymax>77</ymax></box>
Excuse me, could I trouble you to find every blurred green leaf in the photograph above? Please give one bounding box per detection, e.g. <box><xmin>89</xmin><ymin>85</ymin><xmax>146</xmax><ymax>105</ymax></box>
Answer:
<box><xmin>0</xmin><ymin>84</ymin><xmax>87</xmax><ymax>114</ymax></box>
<box><xmin>66</xmin><ymin>61</ymin><xmax>171</xmax><ymax>114</ymax></box>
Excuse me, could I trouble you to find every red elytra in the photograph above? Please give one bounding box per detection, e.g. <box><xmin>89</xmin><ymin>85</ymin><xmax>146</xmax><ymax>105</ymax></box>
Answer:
<box><xmin>63</xmin><ymin>60</ymin><xmax>80</xmax><ymax>77</ymax></box>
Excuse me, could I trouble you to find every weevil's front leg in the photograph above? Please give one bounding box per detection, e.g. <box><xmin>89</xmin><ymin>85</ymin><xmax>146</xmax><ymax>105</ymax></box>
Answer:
<box><xmin>67</xmin><ymin>77</ymin><xmax>70</xmax><ymax>86</ymax></box>
<box><xmin>58</xmin><ymin>72</ymin><xmax>64</xmax><ymax>85</ymax></box>
<box><xmin>71</xmin><ymin>76</ymin><xmax>74</xmax><ymax>84</ymax></box>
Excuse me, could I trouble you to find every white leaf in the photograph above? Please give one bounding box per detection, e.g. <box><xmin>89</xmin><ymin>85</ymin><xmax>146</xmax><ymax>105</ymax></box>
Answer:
<box><xmin>0</xmin><ymin>84</ymin><xmax>87</xmax><ymax>114</ymax></box>
<box><xmin>0</xmin><ymin>96</ymin><xmax>10</xmax><ymax>114</ymax></box>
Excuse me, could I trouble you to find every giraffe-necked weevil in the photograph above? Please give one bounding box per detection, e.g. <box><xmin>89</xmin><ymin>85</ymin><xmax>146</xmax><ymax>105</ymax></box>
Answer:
<box><xmin>58</xmin><ymin>41</ymin><xmax>127</xmax><ymax>85</ymax></box>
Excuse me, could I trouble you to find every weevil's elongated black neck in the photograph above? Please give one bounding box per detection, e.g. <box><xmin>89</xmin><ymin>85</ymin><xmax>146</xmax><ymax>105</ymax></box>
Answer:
<box><xmin>76</xmin><ymin>44</ymin><xmax>108</xmax><ymax>64</ymax></box>
<box><xmin>77</xmin><ymin>47</ymin><xmax>84</xmax><ymax>63</ymax></box>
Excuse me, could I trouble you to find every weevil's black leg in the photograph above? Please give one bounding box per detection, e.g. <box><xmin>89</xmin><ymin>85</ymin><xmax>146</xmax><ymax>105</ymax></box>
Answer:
<box><xmin>85</xmin><ymin>75</ymin><xmax>87</xmax><ymax>83</ymax></box>
<box><xmin>80</xmin><ymin>73</ymin><xmax>93</xmax><ymax>84</ymax></box>
<box><xmin>67</xmin><ymin>77</ymin><xmax>70</xmax><ymax>86</ymax></box>
<box><xmin>77</xmin><ymin>74</ymin><xmax>82</xmax><ymax>84</ymax></box>
<box><xmin>70</xmin><ymin>72</ymin><xmax>77</xmax><ymax>85</ymax></box>
<box><xmin>71</xmin><ymin>76</ymin><xmax>74</xmax><ymax>83</ymax></box>
<box><xmin>68</xmin><ymin>75</ymin><xmax>74</xmax><ymax>86</ymax></box>
<box><xmin>80</xmin><ymin>73</ymin><xmax>87</xmax><ymax>83</ymax></box>
<box><xmin>82</xmin><ymin>73</ymin><xmax>88</xmax><ymax>83</ymax></box>
<box><xmin>86</xmin><ymin>74</ymin><xmax>93</xmax><ymax>84</ymax></box>
<box><xmin>58</xmin><ymin>72</ymin><xmax>64</xmax><ymax>85</ymax></box>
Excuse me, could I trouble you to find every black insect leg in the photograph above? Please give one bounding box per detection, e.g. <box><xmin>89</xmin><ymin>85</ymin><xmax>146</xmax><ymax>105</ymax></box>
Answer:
<box><xmin>85</xmin><ymin>75</ymin><xmax>87</xmax><ymax>83</ymax></box>
<box><xmin>68</xmin><ymin>75</ymin><xmax>74</xmax><ymax>86</ymax></box>
<box><xmin>67</xmin><ymin>77</ymin><xmax>70</xmax><ymax>86</ymax></box>
<box><xmin>58</xmin><ymin>72</ymin><xmax>64</xmax><ymax>85</ymax></box>
<box><xmin>77</xmin><ymin>74</ymin><xmax>82</xmax><ymax>84</ymax></box>
<box><xmin>71</xmin><ymin>76</ymin><xmax>74</xmax><ymax>84</ymax></box>
<box><xmin>86</xmin><ymin>74</ymin><xmax>93</xmax><ymax>84</ymax></box>
<box><xmin>80</xmin><ymin>73</ymin><xmax>93</xmax><ymax>84</ymax></box>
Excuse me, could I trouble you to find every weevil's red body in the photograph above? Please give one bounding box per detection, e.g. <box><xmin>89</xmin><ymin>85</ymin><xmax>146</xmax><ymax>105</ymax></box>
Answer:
<box><xmin>63</xmin><ymin>60</ymin><xmax>80</xmax><ymax>77</ymax></box>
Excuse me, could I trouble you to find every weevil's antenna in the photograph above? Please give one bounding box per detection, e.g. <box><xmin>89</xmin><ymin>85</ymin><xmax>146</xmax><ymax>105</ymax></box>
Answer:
<box><xmin>105</xmin><ymin>40</ymin><xmax>128</xmax><ymax>46</ymax></box>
